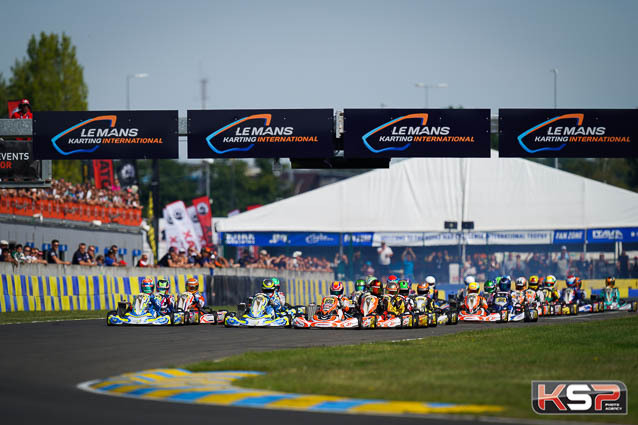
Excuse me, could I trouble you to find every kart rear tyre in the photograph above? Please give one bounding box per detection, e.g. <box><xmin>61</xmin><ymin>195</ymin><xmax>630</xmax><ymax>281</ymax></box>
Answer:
<box><xmin>169</xmin><ymin>312</ymin><xmax>175</xmax><ymax>326</ymax></box>
<box><xmin>450</xmin><ymin>311</ymin><xmax>459</xmax><ymax>325</ymax></box>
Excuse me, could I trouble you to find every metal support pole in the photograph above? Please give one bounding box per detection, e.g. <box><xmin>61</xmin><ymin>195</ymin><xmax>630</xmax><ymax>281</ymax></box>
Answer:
<box><xmin>151</xmin><ymin>159</ymin><xmax>160</xmax><ymax>257</ymax></box>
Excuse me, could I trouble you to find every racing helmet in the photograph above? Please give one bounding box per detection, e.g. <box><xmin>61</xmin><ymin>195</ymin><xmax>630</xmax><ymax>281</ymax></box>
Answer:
<box><xmin>566</xmin><ymin>275</ymin><xmax>577</xmax><ymax>288</ymax></box>
<box><xmin>528</xmin><ymin>275</ymin><xmax>540</xmax><ymax>290</ymax></box>
<box><xmin>515</xmin><ymin>277</ymin><xmax>527</xmax><ymax>291</ymax></box>
<box><xmin>416</xmin><ymin>282</ymin><xmax>429</xmax><ymax>295</ymax></box>
<box><xmin>605</xmin><ymin>276</ymin><xmax>616</xmax><ymax>287</ymax></box>
<box><xmin>365</xmin><ymin>275</ymin><xmax>377</xmax><ymax>286</ymax></box>
<box><xmin>386</xmin><ymin>282</ymin><xmax>399</xmax><ymax>296</ymax></box>
<box><xmin>271</xmin><ymin>277</ymin><xmax>281</xmax><ymax>291</ymax></box>
<box><xmin>499</xmin><ymin>276</ymin><xmax>511</xmax><ymax>292</ymax></box>
<box><xmin>354</xmin><ymin>279</ymin><xmax>366</xmax><ymax>292</ymax></box>
<box><xmin>495</xmin><ymin>276</ymin><xmax>502</xmax><ymax>286</ymax></box>
<box><xmin>262</xmin><ymin>278</ymin><xmax>275</xmax><ymax>293</ymax></box>
<box><xmin>330</xmin><ymin>281</ymin><xmax>345</xmax><ymax>296</ymax></box>
<box><xmin>398</xmin><ymin>279</ymin><xmax>410</xmax><ymax>296</ymax></box>
<box><xmin>483</xmin><ymin>280</ymin><xmax>496</xmax><ymax>294</ymax></box>
<box><xmin>467</xmin><ymin>281</ymin><xmax>480</xmax><ymax>294</ymax></box>
<box><xmin>387</xmin><ymin>275</ymin><xmax>399</xmax><ymax>285</ymax></box>
<box><xmin>464</xmin><ymin>275</ymin><xmax>476</xmax><ymax>287</ymax></box>
<box><xmin>370</xmin><ymin>279</ymin><xmax>383</xmax><ymax>296</ymax></box>
<box><xmin>156</xmin><ymin>279</ymin><xmax>170</xmax><ymax>295</ymax></box>
<box><xmin>141</xmin><ymin>277</ymin><xmax>154</xmax><ymax>294</ymax></box>
<box><xmin>545</xmin><ymin>275</ymin><xmax>557</xmax><ymax>288</ymax></box>
<box><xmin>425</xmin><ymin>275</ymin><xmax>436</xmax><ymax>287</ymax></box>
<box><xmin>186</xmin><ymin>277</ymin><xmax>199</xmax><ymax>293</ymax></box>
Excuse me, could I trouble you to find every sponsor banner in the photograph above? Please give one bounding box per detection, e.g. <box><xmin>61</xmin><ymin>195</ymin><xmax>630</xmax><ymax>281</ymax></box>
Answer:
<box><xmin>341</xmin><ymin>233</ymin><xmax>374</xmax><ymax>246</ymax></box>
<box><xmin>499</xmin><ymin>109</ymin><xmax>638</xmax><ymax>157</ymax></box>
<box><xmin>164</xmin><ymin>201</ymin><xmax>201</xmax><ymax>252</ymax></box>
<box><xmin>531</xmin><ymin>380</ymin><xmax>627</xmax><ymax>415</ymax></box>
<box><xmin>553</xmin><ymin>229</ymin><xmax>586</xmax><ymax>244</ymax></box>
<box><xmin>343</xmin><ymin>109</ymin><xmax>491</xmax><ymax>158</ymax></box>
<box><xmin>192</xmin><ymin>196</ymin><xmax>213</xmax><ymax>247</ymax></box>
<box><xmin>373</xmin><ymin>232</ymin><xmax>425</xmax><ymax>247</ymax></box>
<box><xmin>92</xmin><ymin>159</ymin><xmax>114</xmax><ymax>190</ymax></box>
<box><xmin>188</xmin><ymin>109</ymin><xmax>334</xmax><ymax>158</ymax></box>
<box><xmin>33</xmin><ymin>111</ymin><xmax>178</xmax><ymax>159</ymax></box>
<box><xmin>487</xmin><ymin>230</ymin><xmax>552</xmax><ymax>245</ymax></box>
<box><xmin>587</xmin><ymin>227</ymin><xmax>638</xmax><ymax>243</ymax></box>
<box><xmin>223</xmin><ymin>232</ymin><xmax>340</xmax><ymax>247</ymax></box>
<box><xmin>0</xmin><ymin>140</ymin><xmax>39</xmax><ymax>179</ymax></box>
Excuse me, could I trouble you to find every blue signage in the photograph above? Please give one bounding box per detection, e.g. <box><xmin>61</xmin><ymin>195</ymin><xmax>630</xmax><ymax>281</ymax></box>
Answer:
<box><xmin>341</xmin><ymin>233</ymin><xmax>374</xmax><ymax>246</ymax></box>
<box><xmin>587</xmin><ymin>228</ymin><xmax>638</xmax><ymax>244</ymax></box>
<box><xmin>553</xmin><ymin>229</ymin><xmax>585</xmax><ymax>244</ymax></box>
<box><xmin>223</xmin><ymin>232</ymin><xmax>340</xmax><ymax>247</ymax></box>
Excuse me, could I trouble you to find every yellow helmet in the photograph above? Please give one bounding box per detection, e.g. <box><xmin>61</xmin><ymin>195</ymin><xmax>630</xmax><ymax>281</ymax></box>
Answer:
<box><xmin>468</xmin><ymin>281</ymin><xmax>480</xmax><ymax>293</ymax></box>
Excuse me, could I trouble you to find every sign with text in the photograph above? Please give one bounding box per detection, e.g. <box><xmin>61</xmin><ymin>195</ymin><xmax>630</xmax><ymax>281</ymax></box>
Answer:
<box><xmin>532</xmin><ymin>381</ymin><xmax>627</xmax><ymax>415</ymax></box>
<box><xmin>499</xmin><ymin>109</ymin><xmax>638</xmax><ymax>157</ymax></box>
<box><xmin>343</xmin><ymin>109</ymin><xmax>490</xmax><ymax>158</ymax></box>
<box><xmin>553</xmin><ymin>229</ymin><xmax>585</xmax><ymax>244</ymax></box>
<box><xmin>586</xmin><ymin>227</ymin><xmax>638</xmax><ymax>243</ymax></box>
<box><xmin>33</xmin><ymin>111</ymin><xmax>178</xmax><ymax>159</ymax></box>
<box><xmin>188</xmin><ymin>109</ymin><xmax>334</xmax><ymax>158</ymax></box>
<box><xmin>0</xmin><ymin>140</ymin><xmax>39</xmax><ymax>179</ymax></box>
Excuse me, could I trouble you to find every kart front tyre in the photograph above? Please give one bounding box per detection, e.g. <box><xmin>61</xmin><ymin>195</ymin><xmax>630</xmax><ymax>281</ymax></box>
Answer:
<box><xmin>106</xmin><ymin>310</ymin><xmax>116</xmax><ymax>326</ymax></box>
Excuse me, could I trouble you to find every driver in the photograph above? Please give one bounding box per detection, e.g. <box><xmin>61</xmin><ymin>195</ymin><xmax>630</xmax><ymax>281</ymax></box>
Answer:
<box><xmin>271</xmin><ymin>277</ymin><xmax>286</xmax><ymax>307</ymax></box>
<box><xmin>541</xmin><ymin>275</ymin><xmax>560</xmax><ymax>303</ymax></box>
<box><xmin>461</xmin><ymin>281</ymin><xmax>489</xmax><ymax>313</ymax></box>
<box><xmin>564</xmin><ymin>275</ymin><xmax>585</xmax><ymax>305</ymax></box>
<box><xmin>350</xmin><ymin>279</ymin><xmax>367</xmax><ymax>306</ymax></box>
<box><xmin>185</xmin><ymin>277</ymin><xmax>206</xmax><ymax>310</ymax></box>
<box><xmin>261</xmin><ymin>278</ymin><xmax>284</xmax><ymax>313</ymax></box>
<box><xmin>604</xmin><ymin>276</ymin><xmax>620</xmax><ymax>304</ymax></box>
<box><xmin>155</xmin><ymin>279</ymin><xmax>175</xmax><ymax>314</ymax></box>
<box><xmin>481</xmin><ymin>280</ymin><xmax>496</xmax><ymax>304</ymax></box>
<box><xmin>328</xmin><ymin>280</ymin><xmax>353</xmax><ymax>314</ymax></box>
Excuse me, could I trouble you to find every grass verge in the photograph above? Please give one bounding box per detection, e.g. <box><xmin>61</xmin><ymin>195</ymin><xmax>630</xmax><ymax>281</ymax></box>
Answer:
<box><xmin>186</xmin><ymin>316</ymin><xmax>638</xmax><ymax>423</ymax></box>
<box><xmin>0</xmin><ymin>305</ymin><xmax>236</xmax><ymax>324</ymax></box>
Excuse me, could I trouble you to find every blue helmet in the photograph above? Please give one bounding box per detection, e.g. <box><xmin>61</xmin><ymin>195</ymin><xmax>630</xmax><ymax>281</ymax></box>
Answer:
<box><xmin>499</xmin><ymin>277</ymin><xmax>511</xmax><ymax>292</ymax></box>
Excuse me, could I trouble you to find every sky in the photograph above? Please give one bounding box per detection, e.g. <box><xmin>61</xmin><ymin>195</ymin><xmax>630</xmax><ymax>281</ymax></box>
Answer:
<box><xmin>1</xmin><ymin>0</ymin><xmax>637</xmax><ymax>117</ymax></box>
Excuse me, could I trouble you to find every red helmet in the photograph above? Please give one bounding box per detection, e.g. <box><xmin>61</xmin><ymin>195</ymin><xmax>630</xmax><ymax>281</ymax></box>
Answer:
<box><xmin>387</xmin><ymin>275</ymin><xmax>399</xmax><ymax>285</ymax></box>
<box><xmin>19</xmin><ymin>99</ymin><xmax>30</xmax><ymax>106</ymax></box>
<box><xmin>330</xmin><ymin>281</ymin><xmax>344</xmax><ymax>296</ymax></box>
<box><xmin>370</xmin><ymin>279</ymin><xmax>383</xmax><ymax>296</ymax></box>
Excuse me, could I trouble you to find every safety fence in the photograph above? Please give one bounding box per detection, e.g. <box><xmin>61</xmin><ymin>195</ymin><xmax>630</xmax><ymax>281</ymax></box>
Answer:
<box><xmin>0</xmin><ymin>196</ymin><xmax>142</xmax><ymax>226</ymax></box>
<box><xmin>0</xmin><ymin>273</ymin><xmax>208</xmax><ymax>312</ymax></box>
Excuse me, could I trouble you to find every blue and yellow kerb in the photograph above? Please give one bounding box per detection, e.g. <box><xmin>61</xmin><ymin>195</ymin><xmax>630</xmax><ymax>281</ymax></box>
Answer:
<box><xmin>78</xmin><ymin>369</ymin><xmax>502</xmax><ymax>416</ymax></box>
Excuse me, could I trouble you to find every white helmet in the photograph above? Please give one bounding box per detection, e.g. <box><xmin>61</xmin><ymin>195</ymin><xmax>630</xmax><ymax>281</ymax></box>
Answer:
<box><xmin>425</xmin><ymin>275</ymin><xmax>436</xmax><ymax>286</ymax></box>
<box><xmin>464</xmin><ymin>275</ymin><xmax>476</xmax><ymax>286</ymax></box>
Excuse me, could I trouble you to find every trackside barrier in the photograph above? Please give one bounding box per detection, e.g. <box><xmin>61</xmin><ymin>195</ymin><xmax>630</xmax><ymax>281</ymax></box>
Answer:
<box><xmin>0</xmin><ymin>196</ymin><xmax>142</xmax><ymax>226</ymax></box>
<box><xmin>0</xmin><ymin>273</ymin><xmax>208</xmax><ymax>312</ymax></box>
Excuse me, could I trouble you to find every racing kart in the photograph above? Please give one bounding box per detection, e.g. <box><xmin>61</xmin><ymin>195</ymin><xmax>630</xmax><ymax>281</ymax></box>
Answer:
<box><xmin>538</xmin><ymin>288</ymin><xmax>562</xmax><ymax>316</ymax></box>
<box><xmin>596</xmin><ymin>287</ymin><xmax>637</xmax><ymax>312</ymax></box>
<box><xmin>292</xmin><ymin>296</ymin><xmax>362</xmax><ymax>328</ymax></box>
<box><xmin>524</xmin><ymin>289</ymin><xmax>547</xmax><ymax>316</ymax></box>
<box><xmin>559</xmin><ymin>288</ymin><xmax>601</xmax><ymax>315</ymax></box>
<box><xmin>458</xmin><ymin>293</ymin><xmax>508</xmax><ymax>322</ymax></box>
<box><xmin>375</xmin><ymin>295</ymin><xmax>416</xmax><ymax>328</ymax></box>
<box><xmin>224</xmin><ymin>293</ymin><xmax>292</xmax><ymax>327</ymax></box>
<box><xmin>106</xmin><ymin>294</ymin><xmax>184</xmax><ymax>326</ymax></box>
<box><xmin>431</xmin><ymin>297</ymin><xmax>459</xmax><ymax>325</ymax></box>
<box><xmin>175</xmin><ymin>292</ymin><xmax>228</xmax><ymax>325</ymax></box>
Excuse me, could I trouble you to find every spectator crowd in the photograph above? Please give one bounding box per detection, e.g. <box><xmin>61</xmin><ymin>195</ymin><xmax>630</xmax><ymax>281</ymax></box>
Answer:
<box><xmin>2</xmin><ymin>237</ymin><xmax>638</xmax><ymax>282</ymax></box>
<box><xmin>1</xmin><ymin>178</ymin><xmax>141</xmax><ymax>210</ymax></box>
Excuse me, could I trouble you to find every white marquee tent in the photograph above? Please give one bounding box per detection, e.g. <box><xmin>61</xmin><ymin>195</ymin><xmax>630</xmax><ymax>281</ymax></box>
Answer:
<box><xmin>217</xmin><ymin>152</ymin><xmax>638</xmax><ymax>233</ymax></box>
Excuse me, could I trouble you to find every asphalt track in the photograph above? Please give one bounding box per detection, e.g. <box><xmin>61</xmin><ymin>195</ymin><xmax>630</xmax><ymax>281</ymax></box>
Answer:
<box><xmin>0</xmin><ymin>312</ymin><xmax>625</xmax><ymax>425</ymax></box>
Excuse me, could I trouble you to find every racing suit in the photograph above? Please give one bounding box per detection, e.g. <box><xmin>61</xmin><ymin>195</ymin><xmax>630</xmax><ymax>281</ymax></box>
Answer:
<box><xmin>560</xmin><ymin>287</ymin><xmax>586</xmax><ymax>306</ymax></box>
<box><xmin>188</xmin><ymin>292</ymin><xmax>206</xmax><ymax>310</ymax></box>
<box><xmin>489</xmin><ymin>290</ymin><xmax>513</xmax><ymax>313</ymax></box>
<box><xmin>265</xmin><ymin>291</ymin><xmax>285</xmax><ymax>314</ymax></box>
<box><xmin>154</xmin><ymin>293</ymin><xmax>176</xmax><ymax>315</ymax></box>
<box><xmin>540</xmin><ymin>286</ymin><xmax>560</xmax><ymax>304</ymax></box>
<box><xmin>461</xmin><ymin>293</ymin><xmax>489</xmax><ymax>314</ymax></box>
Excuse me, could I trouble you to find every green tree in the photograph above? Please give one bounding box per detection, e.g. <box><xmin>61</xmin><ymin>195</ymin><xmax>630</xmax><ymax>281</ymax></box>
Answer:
<box><xmin>8</xmin><ymin>32</ymin><xmax>87</xmax><ymax>111</ymax></box>
<box><xmin>6</xmin><ymin>32</ymin><xmax>88</xmax><ymax>183</ymax></box>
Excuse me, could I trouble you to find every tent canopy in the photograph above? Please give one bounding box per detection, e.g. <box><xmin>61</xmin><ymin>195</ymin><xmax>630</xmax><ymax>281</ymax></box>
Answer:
<box><xmin>217</xmin><ymin>153</ymin><xmax>638</xmax><ymax>233</ymax></box>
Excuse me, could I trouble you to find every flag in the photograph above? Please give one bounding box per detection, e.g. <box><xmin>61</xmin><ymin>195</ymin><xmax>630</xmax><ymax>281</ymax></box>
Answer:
<box><xmin>147</xmin><ymin>191</ymin><xmax>157</xmax><ymax>260</ymax></box>
<box><xmin>192</xmin><ymin>196</ymin><xmax>213</xmax><ymax>247</ymax></box>
<box><xmin>117</xmin><ymin>160</ymin><xmax>138</xmax><ymax>188</ymax></box>
<box><xmin>187</xmin><ymin>205</ymin><xmax>206</xmax><ymax>248</ymax></box>
<box><xmin>92</xmin><ymin>160</ymin><xmax>114</xmax><ymax>189</ymax></box>
<box><xmin>164</xmin><ymin>201</ymin><xmax>201</xmax><ymax>252</ymax></box>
